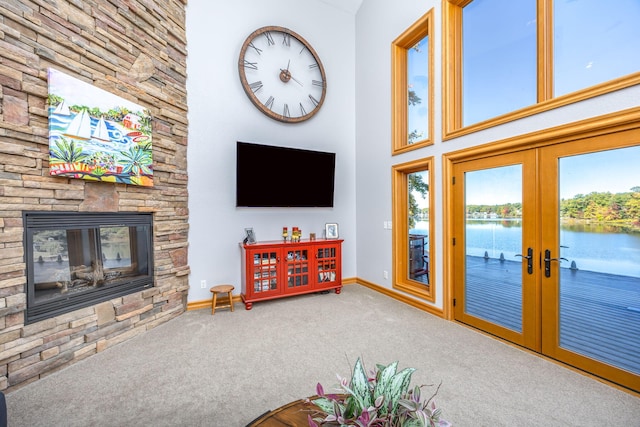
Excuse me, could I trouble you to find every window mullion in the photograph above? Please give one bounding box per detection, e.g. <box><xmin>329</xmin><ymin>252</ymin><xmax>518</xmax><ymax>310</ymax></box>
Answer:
<box><xmin>537</xmin><ymin>0</ymin><xmax>554</xmax><ymax>102</ymax></box>
<box><xmin>443</xmin><ymin>1</ymin><xmax>463</xmax><ymax>136</ymax></box>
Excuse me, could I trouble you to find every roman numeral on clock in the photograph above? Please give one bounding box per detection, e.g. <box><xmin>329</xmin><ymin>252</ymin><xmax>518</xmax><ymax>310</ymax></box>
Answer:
<box><xmin>282</xmin><ymin>33</ymin><xmax>291</xmax><ymax>47</ymax></box>
<box><xmin>264</xmin><ymin>31</ymin><xmax>275</xmax><ymax>46</ymax></box>
<box><xmin>265</xmin><ymin>96</ymin><xmax>275</xmax><ymax>110</ymax></box>
<box><xmin>248</xmin><ymin>42</ymin><xmax>262</xmax><ymax>55</ymax></box>
<box><xmin>243</xmin><ymin>60</ymin><xmax>258</xmax><ymax>70</ymax></box>
<box><xmin>299</xmin><ymin>102</ymin><xmax>307</xmax><ymax>116</ymax></box>
<box><xmin>283</xmin><ymin>103</ymin><xmax>290</xmax><ymax>118</ymax></box>
<box><xmin>249</xmin><ymin>81</ymin><xmax>263</xmax><ymax>93</ymax></box>
<box><xmin>312</xmin><ymin>80</ymin><xmax>324</xmax><ymax>88</ymax></box>
<box><xmin>308</xmin><ymin>94</ymin><xmax>319</xmax><ymax>107</ymax></box>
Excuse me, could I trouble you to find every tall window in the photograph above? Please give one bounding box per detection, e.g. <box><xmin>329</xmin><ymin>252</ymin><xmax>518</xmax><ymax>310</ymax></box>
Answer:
<box><xmin>392</xmin><ymin>158</ymin><xmax>435</xmax><ymax>302</ymax></box>
<box><xmin>392</xmin><ymin>9</ymin><xmax>434</xmax><ymax>154</ymax></box>
<box><xmin>443</xmin><ymin>0</ymin><xmax>640</xmax><ymax>138</ymax></box>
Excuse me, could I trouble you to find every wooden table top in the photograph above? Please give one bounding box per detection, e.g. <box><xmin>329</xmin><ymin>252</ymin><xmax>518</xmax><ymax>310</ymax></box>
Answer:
<box><xmin>247</xmin><ymin>397</ymin><xmax>322</xmax><ymax>426</ymax></box>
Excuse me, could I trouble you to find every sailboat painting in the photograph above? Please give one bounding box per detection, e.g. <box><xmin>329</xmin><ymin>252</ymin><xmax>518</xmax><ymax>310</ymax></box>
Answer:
<box><xmin>47</xmin><ymin>68</ymin><xmax>153</xmax><ymax>187</ymax></box>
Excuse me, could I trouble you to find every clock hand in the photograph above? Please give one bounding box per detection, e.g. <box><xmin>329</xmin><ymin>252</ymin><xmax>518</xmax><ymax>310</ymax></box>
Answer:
<box><xmin>279</xmin><ymin>68</ymin><xmax>304</xmax><ymax>86</ymax></box>
<box><xmin>279</xmin><ymin>59</ymin><xmax>292</xmax><ymax>82</ymax></box>
<box><xmin>289</xmin><ymin>74</ymin><xmax>304</xmax><ymax>87</ymax></box>
<box><xmin>279</xmin><ymin>68</ymin><xmax>291</xmax><ymax>83</ymax></box>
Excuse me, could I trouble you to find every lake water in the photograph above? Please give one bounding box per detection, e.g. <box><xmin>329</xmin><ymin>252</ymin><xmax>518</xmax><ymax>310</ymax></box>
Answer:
<box><xmin>411</xmin><ymin>220</ymin><xmax>640</xmax><ymax>278</ymax></box>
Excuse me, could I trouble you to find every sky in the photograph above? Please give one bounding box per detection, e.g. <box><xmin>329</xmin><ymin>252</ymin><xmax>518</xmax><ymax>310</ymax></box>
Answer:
<box><xmin>408</xmin><ymin>37</ymin><xmax>429</xmax><ymax>141</ymax></box>
<box><xmin>48</xmin><ymin>68</ymin><xmax>145</xmax><ymax>113</ymax></box>
<box><xmin>463</xmin><ymin>145</ymin><xmax>640</xmax><ymax>205</ymax></box>
<box><xmin>453</xmin><ymin>0</ymin><xmax>640</xmax><ymax>205</ymax></box>
<box><xmin>462</xmin><ymin>0</ymin><xmax>640</xmax><ymax>125</ymax></box>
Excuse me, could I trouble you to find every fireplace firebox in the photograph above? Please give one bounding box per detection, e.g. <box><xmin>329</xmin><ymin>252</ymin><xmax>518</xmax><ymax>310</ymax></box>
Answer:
<box><xmin>24</xmin><ymin>212</ymin><xmax>154</xmax><ymax>324</ymax></box>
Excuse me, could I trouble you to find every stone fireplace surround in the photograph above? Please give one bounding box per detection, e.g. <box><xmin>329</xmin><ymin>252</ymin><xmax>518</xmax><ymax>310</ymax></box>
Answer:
<box><xmin>1</xmin><ymin>192</ymin><xmax>189</xmax><ymax>391</ymax></box>
<box><xmin>0</xmin><ymin>0</ymin><xmax>190</xmax><ymax>391</ymax></box>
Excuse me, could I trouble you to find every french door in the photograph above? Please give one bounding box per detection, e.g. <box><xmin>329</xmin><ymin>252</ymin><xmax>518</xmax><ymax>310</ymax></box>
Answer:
<box><xmin>453</xmin><ymin>136</ymin><xmax>640</xmax><ymax>391</ymax></box>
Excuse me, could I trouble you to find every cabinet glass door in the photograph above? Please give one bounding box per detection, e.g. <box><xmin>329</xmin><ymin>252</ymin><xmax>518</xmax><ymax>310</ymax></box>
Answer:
<box><xmin>251</xmin><ymin>250</ymin><xmax>280</xmax><ymax>295</ymax></box>
<box><xmin>285</xmin><ymin>249</ymin><xmax>310</xmax><ymax>293</ymax></box>
<box><xmin>317</xmin><ymin>246</ymin><xmax>338</xmax><ymax>286</ymax></box>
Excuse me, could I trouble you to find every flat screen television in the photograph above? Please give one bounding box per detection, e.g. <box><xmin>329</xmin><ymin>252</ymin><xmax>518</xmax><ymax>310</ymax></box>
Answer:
<box><xmin>236</xmin><ymin>141</ymin><xmax>336</xmax><ymax>207</ymax></box>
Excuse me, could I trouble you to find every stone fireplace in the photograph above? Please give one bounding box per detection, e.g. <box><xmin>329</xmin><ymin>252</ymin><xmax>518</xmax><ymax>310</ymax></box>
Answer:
<box><xmin>0</xmin><ymin>0</ymin><xmax>189</xmax><ymax>391</ymax></box>
<box><xmin>24</xmin><ymin>212</ymin><xmax>154</xmax><ymax>324</ymax></box>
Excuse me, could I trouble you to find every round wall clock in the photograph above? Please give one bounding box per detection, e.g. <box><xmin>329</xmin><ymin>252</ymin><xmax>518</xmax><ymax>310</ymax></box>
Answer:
<box><xmin>238</xmin><ymin>26</ymin><xmax>327</xmax><ymax>123</ymax></box>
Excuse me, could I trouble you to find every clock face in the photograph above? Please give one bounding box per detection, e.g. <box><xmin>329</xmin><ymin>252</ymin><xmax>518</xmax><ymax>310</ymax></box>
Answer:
<box><xmin>238</xmin><ymin>26</ymin><xmax>327</xmax><ymax>123</ymax></box>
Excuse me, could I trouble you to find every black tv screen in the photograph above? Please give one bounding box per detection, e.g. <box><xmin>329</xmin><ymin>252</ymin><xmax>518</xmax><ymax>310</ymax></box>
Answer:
<box><xmin>236</xmin><ymin>141</ymin><xmax>336</xmax><ymax>207</ymax></box>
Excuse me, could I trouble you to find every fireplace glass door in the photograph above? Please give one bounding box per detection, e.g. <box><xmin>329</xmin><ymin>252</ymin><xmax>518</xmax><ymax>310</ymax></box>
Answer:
<box><xmin>25</xmin><ymin>212</ymin><xmax>153</xmax><ymax>323</ymax></box>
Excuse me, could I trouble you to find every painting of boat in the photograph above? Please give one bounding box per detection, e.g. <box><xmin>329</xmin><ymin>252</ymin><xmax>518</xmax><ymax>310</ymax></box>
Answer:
<box><xmin>47</xmin><ymin>68</ymin><xmax>153</xmax><ymax>187</ymax></box>
<box><xmin>63</xmin><ymin>109</ymin><xmax>92</xmax><ymax>140</ymax></box>
<box><xmin>92</xmin><ymin>117</ymin><xmax>110</xmax><ymax>142</ymax></box>
<box><xmin>53</xmin><ymin>100</ymin><xmax>70</xmax><ymax>115</ymax></box>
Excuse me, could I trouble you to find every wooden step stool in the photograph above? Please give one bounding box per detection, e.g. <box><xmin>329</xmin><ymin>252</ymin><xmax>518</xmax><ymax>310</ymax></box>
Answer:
<box><xmin>209</xmin><ymin>284</ymin><xmax>235</xmax><ymax>315</ymax></box>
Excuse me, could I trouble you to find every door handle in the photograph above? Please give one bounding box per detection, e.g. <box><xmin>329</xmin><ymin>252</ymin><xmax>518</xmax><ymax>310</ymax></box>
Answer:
<box><xmin>515</xmin><ymin>247</ymin><xmax>533</xmax><ymax>274</ymax></box>
<box><xmin>543</xmin><ymin>249</ymin><xmax>568</xmax><ymax>278</ymax></box>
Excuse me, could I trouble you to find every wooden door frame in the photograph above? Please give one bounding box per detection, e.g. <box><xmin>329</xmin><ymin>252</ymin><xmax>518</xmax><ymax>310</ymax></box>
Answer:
<box><xmin>443</xmin><ymin>106</ymin><xmax>640</xmax><ymax>321</ymax></box>
<box><xmin>451</xmin><ymin>151</ymin><xmax>540</xmax><ymax>350</ymax></box>
<box><xmin>538</xmin><ymin>136</ymin><xmax>640</xmax><ymax>391</ymax></box>
<box><xmin>443</xmin><ymin>106</ymin><xmax>640</xmax><ymax>391</ymax></box>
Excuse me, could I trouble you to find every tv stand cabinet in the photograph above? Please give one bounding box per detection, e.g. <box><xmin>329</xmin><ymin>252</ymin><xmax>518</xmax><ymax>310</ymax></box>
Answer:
<box><xmin>241</xmin><ymin>239</ymin><xmax>343</xmax><ymax>310</ymax></box>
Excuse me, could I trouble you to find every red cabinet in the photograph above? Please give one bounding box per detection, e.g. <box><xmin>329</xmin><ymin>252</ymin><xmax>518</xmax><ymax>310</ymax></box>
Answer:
<box><xmin>241</xmin><ymin>239</ymin><xmax>343</xmax><ymax>310</ymax></box>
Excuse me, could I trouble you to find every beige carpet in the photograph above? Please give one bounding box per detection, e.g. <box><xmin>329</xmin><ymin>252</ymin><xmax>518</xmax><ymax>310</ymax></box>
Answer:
<box><xmin>5</xmin><ymin>284</ymin><xmax>640</xmax><ymax>426</ymax></box>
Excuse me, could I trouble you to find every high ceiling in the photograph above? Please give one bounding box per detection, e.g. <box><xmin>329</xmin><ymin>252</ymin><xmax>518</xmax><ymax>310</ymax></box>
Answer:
<box><xmin>318</xmin><ymin>0</ymin><xmax>363</xmax><ymax>15</ymax></box>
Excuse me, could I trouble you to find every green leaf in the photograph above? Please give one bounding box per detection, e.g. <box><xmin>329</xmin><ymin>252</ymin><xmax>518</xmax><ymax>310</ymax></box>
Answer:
<box><xmin>373</xmin><ymin>361</ymin><xmax>398</xmax><ymax>401</ymax></box>
<box><xmin>50</xmin><ymin>137</ymin><xmax>89</xmax><ymax>164</ymax></box>
<box><xmin>350</xmin><ymin>358</ymin><xmax>372</xmax><ymax>410</ymax></box>
<box><xmin>397</xmin><ymin>398</ymin><xmax>419</xmax><ymax>411</ymax></box>
<box><xmin>344</xmin><ymin>395</ymin><xmax>359</xmax><ymax>419</ymax></box>
<box><xmin>386</xmin><ymin>367</ymin><xmax>416</xmax><ymax>415</ymax></box>
<box><xmin>310</xmin><ymin>396</ymin><xmax>335</xmax><ymax>414</ymax></box>
<box><xmin>404</xmin><ymin>418</ymin><xmax>426</xmax><ymax>427</ymax></box>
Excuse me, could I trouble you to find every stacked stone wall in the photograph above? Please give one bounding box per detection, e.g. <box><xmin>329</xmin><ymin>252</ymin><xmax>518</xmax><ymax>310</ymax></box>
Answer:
<box><xmin>0</xmin><ymin>0</ymin><xmax>189</xmax><ymax>391</ymax></box>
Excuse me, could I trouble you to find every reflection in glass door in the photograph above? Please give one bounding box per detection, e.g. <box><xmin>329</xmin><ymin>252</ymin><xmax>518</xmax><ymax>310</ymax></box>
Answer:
<box><xmin>454</xmin><ymin>151</ymin><xmax>538</xmax><ymax>349</ymax></box>
<box><xmin>541</xmin><ymin>145</ymin><xmax>640</xmax><ymax>385</ymax></box>
<box><xmin>409</xmin><ymin>170</ymin><xmax>430</xmax><ymax>285</ymax></box>
<box><xmin>464</xmin><ymin>166</ymin><xmax>523</xmax><ymax>332</ymax></box>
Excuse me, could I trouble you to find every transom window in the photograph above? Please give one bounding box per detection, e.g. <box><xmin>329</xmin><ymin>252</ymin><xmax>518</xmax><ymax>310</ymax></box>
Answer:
<box><xmin>443</xmin><ymin>0</ymin><xmax>640</xmax><ymax>138</ymax></box>
<box><xmin>462</xmin><ymin>0</ymin><xmax>537</xmax><ymax>126</ymax></box>
<box><xmin>553</xmin><ymin>0</ymin><xmax>640</xmax><ymax>97</ymax></box>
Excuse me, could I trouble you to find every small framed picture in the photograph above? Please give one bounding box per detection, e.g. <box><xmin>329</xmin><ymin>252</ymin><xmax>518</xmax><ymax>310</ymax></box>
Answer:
<box><xmin>244</xmin><ymin>228</ymin><xmax>257</xmax><ymax>244</ymax></box>
<box><xmin>325</xmin><ymin>223</ymin><xmax>339</xmax><ymax>239</ymax></box>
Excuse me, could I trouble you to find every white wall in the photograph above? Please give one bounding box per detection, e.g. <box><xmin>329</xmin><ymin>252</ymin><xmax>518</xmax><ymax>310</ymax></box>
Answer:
<box><xmin>355</xmin><ymin>0</ymin><xmax>440</xmax><ymax>303</ymax></box>
<box><xmin>186</xmin><ymin>0</ymin><xmax>639</xmax><ymax>307</ymax></box>
<box><xmin>354</xmin><ymin>0</ymin><xmax>640</xmax><ymax>308</ymax></box>
<box><xmin>185</xmin><ymin>1</ymin><xmax>357</xmax><ymax>302</ymax></box>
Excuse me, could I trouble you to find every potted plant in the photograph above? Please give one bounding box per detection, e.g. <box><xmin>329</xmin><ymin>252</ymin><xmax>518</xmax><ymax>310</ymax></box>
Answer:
<box><xmin>308</xmin><ymin>358</ymin><xmax>450</xmax><ymax>427</ymax></box>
